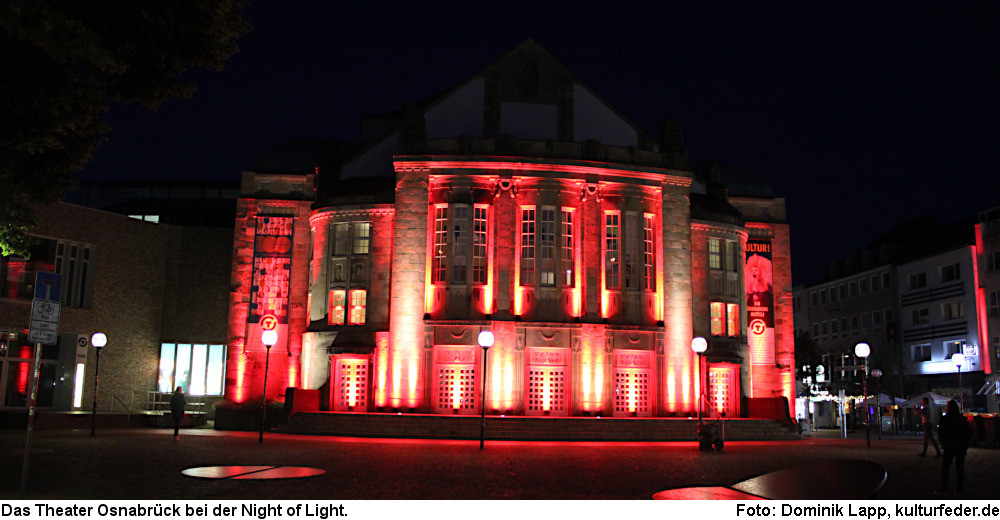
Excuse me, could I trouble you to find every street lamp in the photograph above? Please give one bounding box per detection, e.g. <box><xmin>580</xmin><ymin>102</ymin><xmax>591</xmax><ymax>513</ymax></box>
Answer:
<box><xmin>854</xmin><ymin>342</ymin><xmax>871</xmax><ymax>447</ymax></box>
<box><xmin>259</xmin><ymin>329</ymin><xmax>278</xmax><ymax>444</ymax></box>
<box><xmin>691</xmin><ymin>337</ymin><xmax>708</xmax><ymax>426</ymax></box>
<box><xmin>952</xmin><ymin>353</ymin><xmax>966</xmax><ymax>411</ymax></box>
<box><xmin>90</xmin><ymin>332</ymin><xmax>106</xmax><ymax>436</ymax></box>
<box><xmin>871</xmin><ymin>368</ymin><xmax>883</xmax><ymax>440</ymax></box>
<box><xmin>478</xmin><ymin>330</ymin><xmax>494</xmax><ymax>449</ymax></box>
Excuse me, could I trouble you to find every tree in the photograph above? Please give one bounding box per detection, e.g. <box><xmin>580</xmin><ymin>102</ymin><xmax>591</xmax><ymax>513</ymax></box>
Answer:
<box><xmin>794</xmin><ymin>329</ymin><xmax>822</xmax><ymax>398</ymax></box>
<box><xmin>0</xmin><ymin>0</ymin><xmax>249</xmax><ymax>256</ymax></box>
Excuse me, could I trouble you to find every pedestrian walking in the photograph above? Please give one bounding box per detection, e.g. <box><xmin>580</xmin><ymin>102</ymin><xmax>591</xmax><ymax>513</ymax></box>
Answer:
<box><xmin>938</xmin><ymin>399</ymin><xmax>973</xmax><ymax>495</ymax></box>
<box><xmin>918</xmin><ymin>397</ymin><xmax>941</xmax><ymax>457</ymax></box>
<box><xmin>170</xmin><ymin>386</ymin><xmax>186</xmax><ymax>441</ymax></box>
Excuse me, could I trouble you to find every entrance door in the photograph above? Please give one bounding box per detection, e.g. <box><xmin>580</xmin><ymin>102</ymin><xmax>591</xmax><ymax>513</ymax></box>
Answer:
<box><xmin>708</xmin><ymin>364</ymin><xmax>740</xmax><ymax>418</ymax></box>
<box><xmin>612</xmin><ymin>350</ymin><xmax>654</xmax><ymax>417</ymax></box>
<box><xmin>525</xmin><ymin>347</ymin><xmax>569</xmax><ymax>416</ymax></box>
<box><xmin>330</xmin><ymin>354</ymin><xmax>369</xmax><ymax>412</ymax></box>
<box><xmin>433</xmin><ymin>346</ymin><xmax>479</xmax><ymax>414</ymax></box>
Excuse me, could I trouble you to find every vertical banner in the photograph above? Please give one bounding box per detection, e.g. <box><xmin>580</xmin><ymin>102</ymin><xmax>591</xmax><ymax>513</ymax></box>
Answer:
<box><xmin>745</xmin><ymin>239</ymin><xmax>774</xmax><ymax>365</ymax></box>
<box><xmin>247</xmin><ymin>216</ymin><xmax>294</xmax><ymax>352</ymax></box>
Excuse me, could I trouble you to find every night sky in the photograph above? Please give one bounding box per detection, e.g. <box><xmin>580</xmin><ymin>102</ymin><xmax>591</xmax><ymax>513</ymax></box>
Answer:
<box><xmin>75</xmin><ymin>2</ymin><xmax>1000</xmax><ymax>285</ymax></box>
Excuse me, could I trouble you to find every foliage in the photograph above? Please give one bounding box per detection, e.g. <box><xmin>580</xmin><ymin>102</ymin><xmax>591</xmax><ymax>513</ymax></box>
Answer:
<box><xmin>0</xmin><ymin>0</ymin><xmax>249</xmax><ymax>256</ymax></box>
<box><xmin>794</xmin><ymin>329</ymin><xmax>822</xmax><ymax>396</ymax></box>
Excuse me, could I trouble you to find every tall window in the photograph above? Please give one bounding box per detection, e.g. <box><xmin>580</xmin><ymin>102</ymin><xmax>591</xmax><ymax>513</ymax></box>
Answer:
<box><xmin>472</xmin><ymin>206</ymin><xmax>488</xmax><ymax>284</ymax></box>
<box><xmin>333</xmin><ymin>223</ymin><xmax>350</xmax><ymax>256</ymax></box>
<box><xmin>452</xmin><ymin>205</ymin><xmax>468</xmax><ymax>284</ymax></box>
<box><xmin>624</xmin><ymin>214</ymin><xmax>640</xmax><ymax>289</ymax></box>
<box><xmin>708</xmin><ymin>238</ymin><xmax>721</xmax><ymax>270</ymax></box>
<box><xmin>520</xmin><ymin>207</ymin><xmax>536</xmax><ymax>286</ymax></box>
<box><xmin>726</xmin><ymin>303</ymin><xmax>739</xmax><ymax>337</ymax></box>
<box><xmin>348</xmin><ymin>289</ymin><xmax>367</xmax><ymax>325</ymax></box>
<box><xmin>158</xmin><ymin>343</ymin><xmax>226</xmax><ymax>396</ymax></box>
<box><xmin>710</xmin><ymin>302</ymin><xmax>724</xmax><ymax>336</ymax></box>
<box><xmin>352</xmin><ymin>222</ymin><xmax>370</xmax><ymax>255</ymax></box>
<box><xmin>539</xmin><ymin>208</ymin><xmax>556</xmax><ymax>286</ymax></box>
<box><xmin>643</xmin><ymin>215</ymin><xmax>655</xmax><ymax>290</ymax></box>
<box><xmin>561</xmin><ymin>209</ymin><xmax>575</xmax><ymax>287</ymax></box>
<box><xmin>433</xmin><ymin>206</ymin><xmax>448</xmax><ymax>284</ymax></box>
<box><xmin>989</xmin><ymin>290</ymin><xmax>1000</xmax><ymax>316</ymax></box>
<box><xmin>724</xmin><ymin>240</ymin><xmax>737</xmax><ymax>272</ymax></box>
<box><xmin>605</xmin><ymin>212</ymin><xmax>620</xmax><ymax>289</ymax></box>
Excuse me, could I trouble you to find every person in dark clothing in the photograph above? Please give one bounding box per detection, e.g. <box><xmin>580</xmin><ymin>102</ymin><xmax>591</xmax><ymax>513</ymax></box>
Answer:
<box><xmin>918</xmin><ymin>397</ymin><xmax>941</xmax><ymax>457</ymax></box>
<box><xmin>938</xmin><ymin>399</ymin><xmax>973</xmax><ymax>495</ymax></box>
<box><xmin>170</xmin><ymin>386</ymin><xmax>186</xmax><ymax>440</ymax></box>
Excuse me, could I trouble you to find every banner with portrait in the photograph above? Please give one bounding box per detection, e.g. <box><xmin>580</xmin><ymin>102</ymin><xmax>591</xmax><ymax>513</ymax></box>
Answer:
<box><xmin>246</xmin><ymin>216</ymin><xmax>294</xmax><ymax>352</ymax></box>
<box><xmin>745</xmin><ymin>239</ymin><xmax>774</xmax><ymax>365</ymax></box>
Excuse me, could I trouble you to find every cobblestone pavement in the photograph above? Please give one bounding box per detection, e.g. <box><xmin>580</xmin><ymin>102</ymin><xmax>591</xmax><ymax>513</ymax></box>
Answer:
<box><xmin>1</xmin><ymin>427</ymin><xmax>997</xmax><ymax>500</ymax></box>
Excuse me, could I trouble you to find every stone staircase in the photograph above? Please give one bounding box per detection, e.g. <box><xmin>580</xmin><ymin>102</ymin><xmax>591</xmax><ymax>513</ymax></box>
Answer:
<box><xmin>281</xmin><ymin>412</ymin><xmax>800</xmax><ymax>441</ymax></box>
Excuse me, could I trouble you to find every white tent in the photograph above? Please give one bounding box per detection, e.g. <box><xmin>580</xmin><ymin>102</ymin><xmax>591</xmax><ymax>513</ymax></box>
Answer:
<box><xmin>902</xmin><ymin>392</ymin><xmax>950</xmax><ymax>406</ymax></box>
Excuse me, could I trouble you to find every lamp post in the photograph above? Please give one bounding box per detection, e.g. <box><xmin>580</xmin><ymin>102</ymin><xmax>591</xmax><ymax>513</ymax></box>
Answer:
<box><xmin>871</xmin><ymin>368</ymin><xmax>883</xmax><ymax>440</ymax></box>
<box><xmin>854</xmin><ymin>342</ymin><xmax>871</xmax><ymax>448</ymax></box>
<box><xmin>259</xmin><ymin>329</ymin><xmax>277</xmax><ymax>444</ymax></box>
<box><xmin>478</xmin><ymin>330</ymin><xmax>494</xmax><ymax>449</ymax></box>
<box><xmin>691</xmin><ymin>337</ymin><xmax>708</xmax><ymax>426</ymax></box>
<box><xmin>952</xmin><ymin>353</ymin><xmax>966</xmax><ymax>411</ymax></box>
<box><xmin>90</xmin><ymin>332</ymin><xmax>107</xmax><ymax>436</ymax></box>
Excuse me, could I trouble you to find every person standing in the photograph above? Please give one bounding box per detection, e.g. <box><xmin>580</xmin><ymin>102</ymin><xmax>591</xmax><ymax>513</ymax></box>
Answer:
<box><xmin>938</xmin><ymin>399</ymin><xmax>973</xmax><ymax>495</ymax></box>
<box><xmin>170</xmin><ymin>386</ymin><xmax>186</xmax><ymax>441</ymax></box>
<box><xmin>918</xmin><ymin>397</ymin><xmax>941</xmax><ymax>457</ymax></box>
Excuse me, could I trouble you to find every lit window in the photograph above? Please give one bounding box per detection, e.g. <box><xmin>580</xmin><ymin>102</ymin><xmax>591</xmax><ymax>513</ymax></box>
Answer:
<box><xmin>941</xmin><ymin>302</ymin><xmax>964</xmax><ymax>320</ymax></box>
<box><xmin>352</xmin><ymin>222</ymin><xmax>371</xmax><ymax>255</ymax></box>
<box><xmin>643</xmin><ymin>215</ymin><xmax>655</xmax><ymax>290</ymax></box>
<box><xmin>433</xmin><ymin>206</ymin><xmax>448</xmax><ymax>284</ymax></box>
<box><xmin>710</xmin><ymin>302</ymin><xmax>724</xmax><ymax>336</ymax></box>
<box><xmin>724</xmin><ymin>240</ymin><xmax>737</xmax><ymax>272</ymax></box>
<box><xmin>944</xmin><ymin>340</ymin><xmax>963</xmax><ymax>358</ymax></box>
<box><xmin>333</xmin><ymin>223</ymin><xmax>350</xmax><ymax>256</ymax></box>
<box><xmin>708</xmin><ymin>238</ymin><xmax>721</xmax><ymax>270</ymax></box>
<box><xmin>539</xmin><ymin>208</ymin><xmax>556</xmax><ymax>286</ymax></box>
<box><xmin>453</xmin><ymin>205</ymin><xmax>469</xmax><ymax>284</ymax></box>
<box><xmin>561</xmin><ymin>209</ymin><xmax>575</xmax><ymax>287</ymax></box>
<box><xmin>472</xmin><ymin>206</ymin><xmax>489</xmax><ymax>284</ymax></box>
<box><xmin>726</xmin><ymin>303</ymin><xmax>739</xmax><ymax>337</ymax></box>
<box><xmin>329</xmin><ymin>290</ymin><xmax>346</xmax><ymax>325</ymax></box>
<box><xmin>605</xmin><ymin>212</ymin><xmax>620</xmax><ymax>289</ymax></box>
<box><xmin>158</xmin><ymin>343</ymin><xmax>226</xmax><ymax>396</ymax></box>
<box><xmin>520</xmin><ymin>207</ymin><xmax>536</xmax><ymax>286</ymax></box>
<box><xmin>349</xmin><ymin>290</ymin><xmax>366</xmax><ymax>325</ymax></box>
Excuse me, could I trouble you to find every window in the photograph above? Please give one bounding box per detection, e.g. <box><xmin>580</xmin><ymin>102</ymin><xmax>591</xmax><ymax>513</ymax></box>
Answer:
<box><xmin>710</xmin><ymin>302</ymin><xmax>724</xmax><ymax>336</ymax></box>
<box><xmin>870</xmin><ymin>274</ymin><xmax>881</xmax><ymax>292</ymax></box>
<box><xmin>882</xmin><ymin>272</ymin><xmax>891</xmax><ymax>289</ymax></box>
<box><xmin>828</xmin><ymin>287</ymin><xmax>837</xmax><ymax>303</ymax></box>
<box><xmin>351</xmin><ymin>223</ymin><xmax>371</xmax><ymax>255</ymax></box>
<box><xmin>1</xmin><ymin>238</ymin><xmax>94</xmax><ymax>309</ymax></box>
<box><xmin>851</xmin><ymin>315</ymin><xmax>860</xmax><ymax>336</ymax></box>
<box><xmin>605</xmin><ymin>212</ymin><xmax>620</xmax><ymax>289</ymax></box>
<box><xmin>452</xmin><ymin>206</ymin><xmax>468</xmax><ymax>284</ymax></box>
<box><xmin>944</xmin><ymin>340</ymin><xmax>963</xmax><ymax>359</ymax></box>
<box><xmin>348</xmin><ymin>289</ymin><xmax>366</xmax><ymax>325</ymax></box>
<box><xmin>643</xmin><ymin>215</ymin><xmax>655</xmax><ymax>290</ymax></box>
<box><xmin>539</xmin><ymin>208</ymin><xmax>556</xmax><ymax>286</ymax></box>
<box><xmin>849</xmin><ymin>281</ymin><xmax>858</xmax><ymax>298</ymax></box>
<box><xmin>333</xmin><ymin>223</ymin><xmax>350</xmax><ymax>256</ymax></box>
<box><xmin>872</xmin><ymin>310</ymin><xmax>883</xmax><ymax>331</ymax></box>
<box><xmin>859</xmin><ymin>278</ymin><xmax>869</xmax><ymax>294</ymax></box>
<box><xmin>561</xmin><ymin>209</ymin><xmax>575</xmax><ymax>287</ymax></box>
<box><xmin>726</xmin><ymin>303</ymin><xmax>739</xmax><ymax>337</ymax></box>
<box><xmin>941</xmin><ymin>302</ymin><xmax>964</xmax><ymax>320</ymax></box>
<box><xmin>329</xmin><ymin>290</ymin><xmax>346</xmax><ymax>325</ymax></box>
<box><xmin>812</xmin><ymin>323</ymin><xmax>820</xmax><ymax>340</ymax></box>
<box><xmin>624</xmin><ymin>213</ymin><xmax>640</xmax><ymax>289</ymax></box>
<box><xmin>433</xmin><ymin>207</ymin><xmax>448</xmax><ymax>284</ymax></box>
<box><xmin>821</xmin><ymin>321</ymin><xmax>829</xmax><ymax>340</ymax></box>
<box><xmin>820</xmin><ymin>290</ymin><xmax>827</xmax><ymax>304</ymax></box>
<box><xmin>988</xmin><ymin>251</ymin><xmax>1000</xmax><ymax>271</ymax></box>
<box><xmin>909</xmin><ymin>272</ymin><xmax>927</xmax><ymax>290</ymax></box>
<box><xmin>810</xmin><ymin>292</ymin><xmax>819</xmax><ymax>306</ymax></box>
<box><xmin>941</xmin><ymin>263</ymin><xmax>961</xmax><ymax>283</ymax></box>
<box><xmin>724</xmin><ymin>240</ymin><xmax>737</xmax><ymax>272</ymax></box>
<box><xmin>839</xmin><ymin>284</ymin><xmax>847</xmax><ymax>300</ymax></box>
<box><xmin>989</xmin><ymin>290</ymin><xmax>1000</xmax><ymax>317</ymax></box>
<box><xmin>708</xmin><ymin>238</ymin><xmax>721</xmax><ymax>270</ymax></box>
<box><xmin>860</xmin><ymin>313</ymin><xmax>870</xmax><ymax>333</ymax></box>
<box><xmin>473</xmin><ymin>206</ymin><xmax>489</xmax><ymax>284</ymax></box>
<box><xmin>840</xmin><ymin>317</ymin><xmax>849</xmax><ymax>338</ymax></box>
<box><xmin>912</xmin><ymin>308</ymin><xmax>930</xmax><ymax>325</ymax></box>
<box><xmin>911</xmin><ymin>344</ymin><xmax>931</xmax><ymax>362</ymax></box>
<box><xmin>830</xmin><ymin>320</ymin><xmax>839</xmax><ymax>338</ymax></box>
<box><xmin>521</xmin><ymin>207</ymin><xmax>536</xmax><ymax>286</ymax></box>
<box><xmin>158</xmin><ymin>343</ymin><xmax>226</xmax><ymax>396</ymax></box>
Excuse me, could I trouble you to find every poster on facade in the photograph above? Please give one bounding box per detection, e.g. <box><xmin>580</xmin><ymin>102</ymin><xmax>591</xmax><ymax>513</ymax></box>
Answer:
<box><xmin>246</xmin><ymin>216</ymin><xmax>293</xmax><ymax>352</ymax></box>
<box><xmin>745</xmin><ymin>238</ymin><xmax>774</xmax><ymax>365</ymax></box>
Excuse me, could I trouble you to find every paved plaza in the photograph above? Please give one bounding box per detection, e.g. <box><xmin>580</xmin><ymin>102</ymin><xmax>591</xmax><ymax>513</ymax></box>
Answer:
<box><xmin>1</xmin><ymin>427</ymin><xmax>997</xmax><ymax>500</ymax></box>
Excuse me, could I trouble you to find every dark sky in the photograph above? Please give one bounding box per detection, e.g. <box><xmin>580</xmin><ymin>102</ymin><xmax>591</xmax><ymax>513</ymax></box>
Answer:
<box><xmin>76</xmin><ymin>2</ymin><xmax>1000</xmax><ymax>285</ymax></box>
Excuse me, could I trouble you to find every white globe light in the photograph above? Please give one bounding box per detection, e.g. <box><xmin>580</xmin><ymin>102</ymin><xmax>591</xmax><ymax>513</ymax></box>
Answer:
<box><xmin>854</xmin><ymin>342</ymin><xmax>870</xmax><ymax>358</ymax></box>
<box><xmin>478</xmin><ymin>330</ymin><xmax>494</xmax><ymax>349</ymax></box>
<box><xmin>691</xmin><ymin>336</ymin><xmax>707</xmax><ymax>354</ymax></box>
<box><xmin>261</xmin><ymin>330</ymin><xmax>278</xmax><ymax>347</ymax></box>
<box><xmin>91</xmin><ymin>332</ymin><xmax>107</xmax><ymax>349</ymax></box>
<box><xmin>952</xmin><ymin>353</ymin><xmax>966</xmax><ymax>368</ymax></box>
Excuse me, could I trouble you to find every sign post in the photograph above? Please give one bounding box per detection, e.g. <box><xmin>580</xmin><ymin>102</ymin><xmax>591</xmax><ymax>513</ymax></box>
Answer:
<box><xmin>21</xmin><ymin>271</ymin><xmax>61</xmax><ymax>498</ymax></box>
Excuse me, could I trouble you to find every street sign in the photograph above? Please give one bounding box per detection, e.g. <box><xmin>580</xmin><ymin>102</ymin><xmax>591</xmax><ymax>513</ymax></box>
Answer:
<box><xmin>28</xmin><ymin>272</ymin><xmax>62</xmax><ymax>345</ymax></box>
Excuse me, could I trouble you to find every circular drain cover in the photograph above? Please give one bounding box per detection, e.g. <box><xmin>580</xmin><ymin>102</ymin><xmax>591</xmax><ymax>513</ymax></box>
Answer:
<box><xmin>182</xmin><ymin>466</ymin><xmax>325</xmax><ymax>480</ymax></box>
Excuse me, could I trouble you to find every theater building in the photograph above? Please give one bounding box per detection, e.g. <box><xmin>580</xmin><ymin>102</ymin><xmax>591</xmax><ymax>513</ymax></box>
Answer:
<box><xmin>225</xmin><ymin>41</ymin><xmax>795</xmax><ymax>419</ymax></box>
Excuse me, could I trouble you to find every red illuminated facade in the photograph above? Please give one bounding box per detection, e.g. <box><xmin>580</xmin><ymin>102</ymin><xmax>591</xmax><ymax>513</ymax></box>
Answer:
<box><xmin>225</xmin><ymin>41</ymin><xmax>795</xmax><ymax>419</ymax></box>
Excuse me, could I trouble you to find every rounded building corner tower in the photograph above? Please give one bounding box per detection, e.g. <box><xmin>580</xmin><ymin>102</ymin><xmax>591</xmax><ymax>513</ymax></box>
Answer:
<box><xmin>225</xmin><ymin>40</ymin><xmax>795</xmax><ymax>422</ymax></box>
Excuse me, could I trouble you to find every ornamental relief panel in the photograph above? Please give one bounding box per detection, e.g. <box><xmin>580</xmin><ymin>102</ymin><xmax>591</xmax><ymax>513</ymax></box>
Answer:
<box><xmin>526</xmin><ymin>347</ymin><xmax>568</xmax><ymax>366</ymax></box>
<box><xmin>434</xmin><ymin>346</ymin><xmax>477</xmax><ymax>365</ymax></box>
<box><xmin>614</xmin><ymin>350</ymin><xmax>652</xmax><ymax>368</ymax></box>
